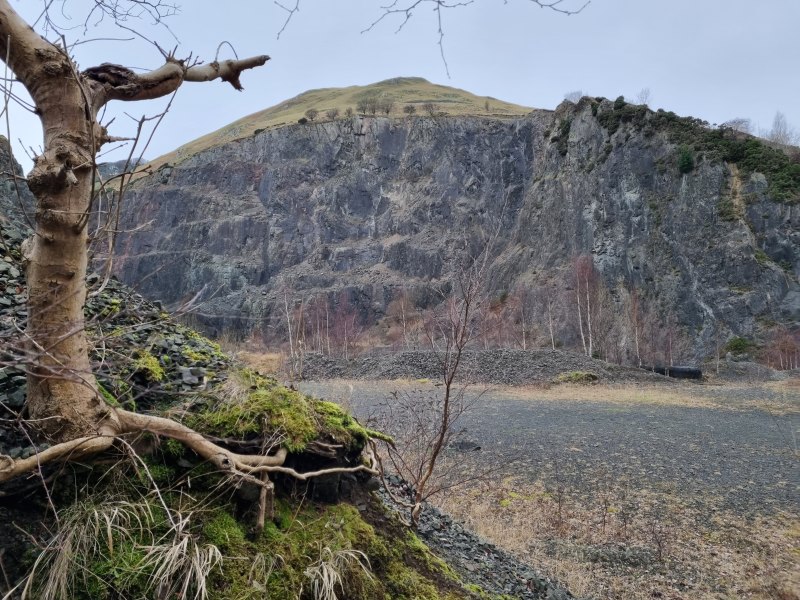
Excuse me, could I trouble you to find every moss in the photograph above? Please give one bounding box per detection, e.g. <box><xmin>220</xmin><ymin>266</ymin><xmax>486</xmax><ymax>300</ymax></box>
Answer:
<box><xmin>555</xmin><ymin>371</ymin><xmax>599</xmax><ymax>384</ymax></box>
<box><xmin>139</xmin><ymin>460</ymin><xmax>174</xmax><ymax>486</ymax></box>
<box><xmin>187</xmin><ymin>370</ymin><xmax>384</xmax><ymax>452</ymax></box>
<box><xmin>754</xmin><ymin>248</ymin><xmax>770</xmax><ymax>266</ymax></box>
<box><xmin>162</xmin><ymin>438</ymin><xmax>185</xmax><ymax>458</ymax></box>
<box><xmin>210</xmin><ymin>497</ymin><xmax>472</xmax><ymax>600</ymax></box>
<box><xmin>202</xmin><ymin>511</ymin><xmax>247</xmax><ymax>551</ymax></box>
<box><xmin>97</xmin><ymin>382</ymin><xmax>119</xmax><ymax>407</ymax></box>
<box><xmin>83</xmin><ymin>541</ymin><xmax>149</xmax><ymax>600</ymax></box>
<box><xmin>182</xmin><ymin>347</ymin><xmax>211</xmax><ymax>363</ymax></box>
<box><xmin>133</xmin><ymin>350</ymin><xmax>166</xmax><ymax>382</ymax></box>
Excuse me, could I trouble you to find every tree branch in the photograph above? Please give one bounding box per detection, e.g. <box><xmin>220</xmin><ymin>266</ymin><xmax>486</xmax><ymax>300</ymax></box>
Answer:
<box><xmin>84</xmin><ymin>54</ymin><xmax>269</xmax><ymax>108</ymax></box>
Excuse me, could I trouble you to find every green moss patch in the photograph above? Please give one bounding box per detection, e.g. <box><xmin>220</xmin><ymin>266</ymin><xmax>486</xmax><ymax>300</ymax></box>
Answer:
<box><xmin>555</xmin><ymin>371</ymin><xmax>599</xmax><ymax>384</ymax></box>
<box><xmin>185</xmin><ymin>369</ymin><xmax>378</xmax><ymax>453</ymax></box>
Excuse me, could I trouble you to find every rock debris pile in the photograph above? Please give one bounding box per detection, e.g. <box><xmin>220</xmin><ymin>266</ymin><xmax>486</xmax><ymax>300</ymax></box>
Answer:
<box><xmin>302</xmin><ymin>349</ymin><xmax>668</xmax><ymax>385</ymax></box>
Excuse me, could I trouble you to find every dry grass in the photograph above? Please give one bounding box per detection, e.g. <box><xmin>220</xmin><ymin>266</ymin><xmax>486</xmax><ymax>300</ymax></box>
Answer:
<box><xmin>500</xmin><ymin>382</ymin><xmax>800</xmax><ymax>415</ymax></box>
<box><xmin>14</xmin><ymin>499</ymin><xmax>224</xmax><ymax>600</ymax></box>
<box><xmin>140</xmin><ymin>76</ymin><xmax>532</xmax><ymax>172</ymax></box>
<box><xmin>434</xmin><ymin>477</ymin><xmax>800</xmax><ymax>600</ymax></box>
<box><xmin>302</xmin><ymin>546</ymin><xmax>373</xmax><ymax>600</ymax></box>
<box><xmin>502</xmin><ymin>383</ymin><xmax>720</xmax><ymax>409</ymax></box>
<box><xmin>236</xmin><ymin>350</ymin><xmax>285</xmax><ymax>377</ymax></box>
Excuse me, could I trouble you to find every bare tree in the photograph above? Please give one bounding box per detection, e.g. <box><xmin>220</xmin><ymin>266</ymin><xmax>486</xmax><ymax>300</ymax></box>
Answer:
<box><xmin>403</xmin><ymin>103</ymin><xmax>417</xmax><ymax>116</ymax></box>
<box><xmin>722</xmin><ymin>117</ymin><xmax>752</xmax><ymax>134</ymax></box>
<box><xmin>0</xmin><ymin>2</ymin><xmax>376</xmax><ymax>488</ymax></box>
<box><xmin>304</xmin><ymin>107</ymin><xmax>319</xmax><ymax>122</ymax></box>
<box><xmin>422</xmin><ymin>102</ymin><xmax>438</xmax><ymax>117</ymax></box>
<box><xmin>356</xmin><ymin>94</ymin><xmax>380</xmax><ymax>116</ymax></box>
<box><xmin>564</xmin><ymin>90</ymin><xmax>583</xmax><ymax>103</ymax></box>
<box><xmin>325</xmin><ymin>107</ymin><xmax>340</xmax><ymax>120</ymax></box>
<box><xmin>376</xmin><ymin>252</ymin><xmax>487</xmax><ymax>526</ymax></box>
<box><xmin>379</xmin><ymin>97</ymin><xmax>395</xmax><ymax>116</ymax></box>
<box><xmin>635</xmin><ymin>87</ymin><xmax>651</xmax><ymax>106</ymax></box>
<box><xmin>766</xmin><ymin>111</ymin><xmax>798</xmax><ymax>146</ymax></box>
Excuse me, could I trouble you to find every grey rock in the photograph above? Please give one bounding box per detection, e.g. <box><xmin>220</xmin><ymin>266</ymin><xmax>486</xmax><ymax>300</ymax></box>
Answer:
<box><xmin>109</xmin><ymin>105</ymin><xmax>798</xmax><ymax>358</ymax></box>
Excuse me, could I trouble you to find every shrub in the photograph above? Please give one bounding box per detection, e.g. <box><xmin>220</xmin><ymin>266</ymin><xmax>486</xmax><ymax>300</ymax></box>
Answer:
<box><xmin>723</xmin><ymin>337</ymin><xmax>753</xmax><ymax>354</ymax></box>
<box><xmin>555</xmin><ymin>371</ymin><xmax>599</xmax><ymax>384</ymax></box>
<box><xmin>677</xmin><ymin>145</ymin><xmax>695</xmax><ymax>173</ymax></box>
<box><xmin>403</xmin><ymin>104</ymin><xmax>416</xmax><ymax>115</ymax></box>
<box><xmin>297</xmin><ymin>117</ymin><xmax>308</xmax><ymax>125</ymax></box>
<box><xmin>305</xmin><ymin>108</ymin><xmax>319</xmax><ymax>122</ymax></box>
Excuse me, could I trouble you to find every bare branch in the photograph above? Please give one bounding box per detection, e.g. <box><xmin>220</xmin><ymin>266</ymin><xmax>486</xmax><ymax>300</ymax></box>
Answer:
<box><xmin>275</xmin><ymin>0</ymin><xmax>300</xmax><ymax>39</ymax></box>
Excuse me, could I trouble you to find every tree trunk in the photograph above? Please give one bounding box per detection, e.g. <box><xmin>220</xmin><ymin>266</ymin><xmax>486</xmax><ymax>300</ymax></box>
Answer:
<box><xmin>21</xmin><ymin>44</ymin><xmax>116</xmax><ymax>441</ymax></box>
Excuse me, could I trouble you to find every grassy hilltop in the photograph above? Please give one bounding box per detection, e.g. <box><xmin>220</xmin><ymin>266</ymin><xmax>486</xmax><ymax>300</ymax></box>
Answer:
<box><xmin>146</xmin><ymin>77</ymin><xmax>533</xmax><ymax>170</ymax></box>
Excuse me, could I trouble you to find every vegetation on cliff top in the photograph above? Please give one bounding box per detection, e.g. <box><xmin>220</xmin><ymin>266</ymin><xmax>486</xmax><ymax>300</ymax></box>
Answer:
<box><xmin>593</xmin><ymin>97</ymin><xmax>800</xmax><ymax>202</ymax></box>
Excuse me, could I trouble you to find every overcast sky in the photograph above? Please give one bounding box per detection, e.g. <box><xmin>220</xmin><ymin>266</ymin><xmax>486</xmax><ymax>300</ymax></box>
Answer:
<box><xmin>6</xmin><ymin>0</ymin><xmax>800</xmax><ymax>171</ymax></box>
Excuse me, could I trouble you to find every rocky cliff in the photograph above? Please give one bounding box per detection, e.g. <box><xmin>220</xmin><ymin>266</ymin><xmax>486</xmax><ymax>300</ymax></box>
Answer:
<box><xmin>110</xmin><ymin>83</ymin><xmax>799</xmax><ymax>357</ymax></box>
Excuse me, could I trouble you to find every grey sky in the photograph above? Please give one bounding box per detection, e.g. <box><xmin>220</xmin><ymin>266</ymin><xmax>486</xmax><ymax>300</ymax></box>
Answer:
<box><xmin>7</xmin><ymin>0</ymin><xmax>800</xmax><ymax>171</ymax></box>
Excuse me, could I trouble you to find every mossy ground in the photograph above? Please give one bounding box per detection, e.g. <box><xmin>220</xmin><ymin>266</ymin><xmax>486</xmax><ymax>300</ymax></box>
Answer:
<box><xmin>184</xmin><ymin>368</ymin><xmax>382</xmax><ymax>453</ymax></box>
<box><xmin>22</xmin><ymin>457</ymin><xmax>475</xmax><ymax>600</ymax></box>
<box><xmin>11</xmin><ymin>356</ymin><xmax>474</xmax><ymax>599</ymax></box>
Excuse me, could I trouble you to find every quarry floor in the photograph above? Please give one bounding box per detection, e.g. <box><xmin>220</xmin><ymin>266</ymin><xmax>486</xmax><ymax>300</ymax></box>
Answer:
<box><xmin>297</xmin><ymin>378</ymin><xmax>800</xmax><ymax>600</ymax></box>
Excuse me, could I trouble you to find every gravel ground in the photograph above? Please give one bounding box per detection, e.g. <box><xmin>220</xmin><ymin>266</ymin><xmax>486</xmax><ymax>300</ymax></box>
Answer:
<box><xmin>378</xmin><ymin>476</ymin><xmax>575</xmax><ymax>599</ymax></box>
<box><xmin>299</xmin><ymin>378</ymin><xmax>799</xmax><ymax>597</ymax></box>
<box><xmin>301</xmin><ymin>379</ymin><xmax>798</xmax><ymax>516</ymax></box>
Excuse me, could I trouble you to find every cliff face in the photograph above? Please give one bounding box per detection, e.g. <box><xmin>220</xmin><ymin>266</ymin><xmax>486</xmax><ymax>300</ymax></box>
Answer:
<box><xmin>112</xmin><ymin>98</ymin><xmax>799</xmax><ymax>355</ymax></box>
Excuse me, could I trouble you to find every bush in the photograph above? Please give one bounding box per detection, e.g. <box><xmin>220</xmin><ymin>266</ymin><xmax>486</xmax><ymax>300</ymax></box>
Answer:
<box><xmin>724</xmin><ymin>336</ymin><xmax>754</xmax><ymax>354</ymax></box>
<box><xmin>297</xmin><ymin>117</ymin><xmax>308</xmax><ymax>125</ymax></box>
<box><xmin>677</xmin><ymin>145</ymin><xmax>695</xmax><ymax>173</ymax></box>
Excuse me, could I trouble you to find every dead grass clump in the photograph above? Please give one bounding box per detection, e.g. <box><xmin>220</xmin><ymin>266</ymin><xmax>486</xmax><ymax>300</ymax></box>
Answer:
<box><xmin>236</xmin><ymin>350</ymin><xmax>285</xmax><ymax>376</ymax></box>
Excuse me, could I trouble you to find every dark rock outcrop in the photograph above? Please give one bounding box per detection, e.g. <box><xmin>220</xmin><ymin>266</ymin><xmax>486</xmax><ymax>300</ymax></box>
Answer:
<box><xmin>87</xmin><ymin>99</ymin><xmax>800</xmax><ymax>355</ymax></box>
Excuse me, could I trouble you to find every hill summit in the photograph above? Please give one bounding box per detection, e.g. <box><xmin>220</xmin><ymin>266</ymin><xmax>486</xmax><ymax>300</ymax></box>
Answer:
<box><xmin>148</xmin><ymin>77</ymin><xmax>532</xmax><ymax>169</ymax></box>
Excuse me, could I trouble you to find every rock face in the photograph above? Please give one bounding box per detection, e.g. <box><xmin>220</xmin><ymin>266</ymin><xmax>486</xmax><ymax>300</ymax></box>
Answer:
<box><xmin>109</xmin><ymin>97</ymin><xmax>799</xmax><ymax>356</ymax></box>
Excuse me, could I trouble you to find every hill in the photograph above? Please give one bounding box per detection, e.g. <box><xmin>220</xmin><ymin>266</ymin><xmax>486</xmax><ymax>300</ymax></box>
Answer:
<box><xmin>145</xmin><ymin>77</ymin><xmax>532</xmax><ymax>171</ymax></box>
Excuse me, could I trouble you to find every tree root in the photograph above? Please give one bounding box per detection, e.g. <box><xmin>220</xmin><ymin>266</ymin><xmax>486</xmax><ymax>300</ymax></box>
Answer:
<box><xmin>0</xmin><ymin>435</ymin><xmax>114</xmax><ymax>482</ymax></box>
<box><xmin>0</xmin><ymin>408</ymin><xmax>379</xmax><ymax>485</ymax></box>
